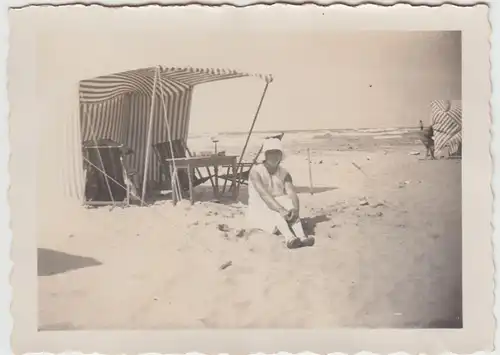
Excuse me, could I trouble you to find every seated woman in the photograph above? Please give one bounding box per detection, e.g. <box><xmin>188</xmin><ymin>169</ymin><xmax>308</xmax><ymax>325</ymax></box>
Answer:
<box><xmin>246</xmin><ymin>138</ymin><xmax>315</xmax><ymax>249</ymax></box>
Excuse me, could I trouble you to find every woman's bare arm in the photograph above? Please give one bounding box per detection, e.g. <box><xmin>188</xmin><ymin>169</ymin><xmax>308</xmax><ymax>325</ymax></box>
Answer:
<box><xmin>249</xmin><ymin>169</ymin><xmax>287</xmax><ymax>214</ymax></box>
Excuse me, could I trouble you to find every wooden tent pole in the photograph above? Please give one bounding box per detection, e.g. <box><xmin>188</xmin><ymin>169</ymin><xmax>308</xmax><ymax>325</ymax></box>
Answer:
<box><xmin>234</xmin><ymin>81</ymin><xmax>270</xmax><ymax>188</ymax></box>
<box><xmin>140</xmin><ymin>67</ymin><xmax>160</xmax><ymax>205</ymax></box>
<box><xmin>307</xmin><ymin>148</ymin><xmax>314</xmax><ymax>195</ymax></box>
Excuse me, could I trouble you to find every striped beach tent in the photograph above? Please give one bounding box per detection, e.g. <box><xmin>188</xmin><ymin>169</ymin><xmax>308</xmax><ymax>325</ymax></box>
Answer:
<box><xmin>430</xmin><ymin>99</ymin><xmax>462</xmax><ymax>157</ymax></box>
<box><xmin>75</xmin><ymin>66</ymin><xmax>273</xmax><ymax>203</ymax></box>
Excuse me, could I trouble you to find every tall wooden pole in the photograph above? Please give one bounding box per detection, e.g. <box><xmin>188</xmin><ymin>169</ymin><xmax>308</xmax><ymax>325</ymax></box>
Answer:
<box><xmin>140</xmin><ymin>67</ymin><xmax>159</xmax><ymax>204</ymax></box>
<box><xmin>307</xmin><ymin>148</ymin><xmax>314</xmax><ymax>195</ymax></box>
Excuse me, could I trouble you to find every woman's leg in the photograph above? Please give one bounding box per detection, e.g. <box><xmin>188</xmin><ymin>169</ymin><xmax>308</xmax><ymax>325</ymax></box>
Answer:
<box><xmin>247</xmin><ymin>205</ymin><xmax>299</xmax><ymax>245</ymax></box>
<box><xmin>274</xmin><ymin>195</ymin><xmax>315</xmax><ymax>246</ymax></box>
<box><xmin>290</xmin><ymin>218</ymin><xmax>307</xmax><ymax>240</ymax></box>
<box><xmin>269</xmin><ymin>212</ymin><xmax>300</xmax><ymax>247</ymax></box>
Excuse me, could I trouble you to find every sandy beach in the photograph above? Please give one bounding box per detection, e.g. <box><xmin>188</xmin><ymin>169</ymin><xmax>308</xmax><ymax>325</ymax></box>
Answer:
<box><xmin>38</xmin><ymin>128</ymin><xmax>462</xmax><ymax>329</ymax></box>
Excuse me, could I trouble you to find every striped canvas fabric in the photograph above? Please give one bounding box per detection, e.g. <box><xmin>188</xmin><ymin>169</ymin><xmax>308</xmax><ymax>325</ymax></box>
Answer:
<box><xmin>430</xmin><ymin>99</ymin><xmax>462</xmax><ymax>156</ymax></box>
<box><xmin>78</xmin><ymin>66</ymin><xmax>272</xmax><ymax>189</ymax></box>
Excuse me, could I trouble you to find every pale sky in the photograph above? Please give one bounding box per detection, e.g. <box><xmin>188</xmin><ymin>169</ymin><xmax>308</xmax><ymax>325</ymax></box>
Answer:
<box><xmin>18</xmin><ymin>7</ymin><xmax>461</xmax><ymax>134</ymax></box>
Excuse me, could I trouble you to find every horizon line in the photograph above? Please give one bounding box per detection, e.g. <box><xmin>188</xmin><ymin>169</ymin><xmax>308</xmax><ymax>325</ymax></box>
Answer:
<box><xmin>189</xmin><ymin>125</ymin><xmax>421</xmax><ymax>136</ymax></box>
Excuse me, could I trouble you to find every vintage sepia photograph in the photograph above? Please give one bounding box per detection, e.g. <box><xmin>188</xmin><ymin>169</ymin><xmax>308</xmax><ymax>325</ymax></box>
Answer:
<box><xmin>8</xmin><ymin>4</ymin><xmax>493</xmax><ymax>354</ymax></box>
<box><xmin>41</xmin><ymin>29</ymin><xmax>464</xmax><ymax>329</ymax></box>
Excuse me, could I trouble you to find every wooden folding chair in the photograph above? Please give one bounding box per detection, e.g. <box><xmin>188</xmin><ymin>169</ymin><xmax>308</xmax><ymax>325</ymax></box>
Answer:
<box><xmin>152</xmin><ymin>139</ymin><xmax>214</xmax><ymax>193</ymax></box>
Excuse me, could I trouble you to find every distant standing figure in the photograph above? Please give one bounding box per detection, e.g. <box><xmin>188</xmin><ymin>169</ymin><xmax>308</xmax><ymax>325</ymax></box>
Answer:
<box><xmin>247</xmin><ymin>138</ymin><xmax>315</xmax><ymax>249</ymax></box>
<box><xmin>419</xmin><ymin>120</ymin><xmax>424</xmax><ymax>131</ymax></box>
<box><xmin>419</xmin><ymin>125</ymin><xmax>436</xmax><ymax>160</ymax></box>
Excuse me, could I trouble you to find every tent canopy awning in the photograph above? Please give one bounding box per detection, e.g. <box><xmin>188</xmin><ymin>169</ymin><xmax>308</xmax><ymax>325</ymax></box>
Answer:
<box><xmin>79</xmin><ymin>66</ymin><xmax>274</xmax><ymax>103</ymax></box>
<box><xmin>77</xmin><ymin>65</ymin><xmax>274</xmax><ymax>200</ymax></box>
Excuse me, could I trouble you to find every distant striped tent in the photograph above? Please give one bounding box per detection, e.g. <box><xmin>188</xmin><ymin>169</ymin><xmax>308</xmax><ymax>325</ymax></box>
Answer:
<box><xmin>74</xmin><ymin>66</ymin><xmax>273</xmax><ymax>203</ymax></box>
<box><xmin>430</xmin><ymin>99</ymin><xmax>462</xmax><ymax>157</ymax></box>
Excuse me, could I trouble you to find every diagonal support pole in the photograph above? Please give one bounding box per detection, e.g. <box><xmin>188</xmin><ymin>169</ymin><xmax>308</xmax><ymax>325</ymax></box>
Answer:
<box><xmin>233</xmin><ymin>81</ymin><xmax>270</xmax><ymax>190</ymax></box>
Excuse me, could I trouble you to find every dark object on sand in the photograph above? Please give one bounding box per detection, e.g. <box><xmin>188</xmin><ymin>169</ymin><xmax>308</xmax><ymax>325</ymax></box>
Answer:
<box><xmin>219</xmin><ymin>261</ymin><xmax>232</xmax><ymax>270</ymax></box>
<box><xmin>352</xmin><ymin>162</ymin><xmax>368</xmax><ymax>177</ymax></box>
<box><xmin>234</xmin><ymin>229</ymin><xmax>246</xmax><ymax>238</ymax></box>
<box><xmin>217</xmin><ymin>224</ymin><xmax>230</xmax><ymax>232</ymax></box>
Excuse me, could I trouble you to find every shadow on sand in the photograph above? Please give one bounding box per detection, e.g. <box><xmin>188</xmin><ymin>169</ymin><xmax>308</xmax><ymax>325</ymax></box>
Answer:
<box><xmin>295</xmin><ymin>186</ymin><xmax>338</xmax><ymax>194</ymax></box>
<box><xmin>148</xmin><ymin>185</ymin><xmax>338</xmax><ymax>207</ymax></box>
<box><xmin>302</xmin><ymin>214</ymin><xmax>331</xmax><ymax>235</ymax></box>
<box><xmin>38</xmin><ymin>248</ymin><xmax>102</xmax><ymax>277</ymax></box>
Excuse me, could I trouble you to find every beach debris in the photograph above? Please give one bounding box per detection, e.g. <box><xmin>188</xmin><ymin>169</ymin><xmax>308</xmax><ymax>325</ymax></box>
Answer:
<box><xmin>217</xmin><ymin>224</ymin><xmax>230</xmax><ymax>232</ymax></box>
<box><xmin>219</xmin><ymin>261</ymin><xmax>232</xmax><ymax>270</ymax></box>
<box><xmin>234</xmin><ymin>228</ymin><xmax>246</xmax><ymax>238</ymax></box>
<box><xmin>217</xmin><ymin>224</ymin><xmax>229</xmax><ymax>232</ymax></box>
<box><xmin>319</xmin><ymin>160</ymin><xmax>324</xmax><ymax>164</ymax></box>
<box><xmin>398</xmin><ymin>180</ymin><xmax>411</xmax><ymax>188</ymax></box>
<box><xmin>366</xmin><ymin>156</ymin><xmax>371</xmax><ymax>161</ymax></box>
<box><xmin>359</xmin><ymin>198</ymin><xmax>369</xmax><ymax>206</ymax></box>
<box><xmin>409</xmin><ymin>151</ymin><xmax>420</xmax><ymax>156</ymax></box>
<box><xmin>371</xmin><ymin>202</ymin><xmax>386</xmax><ymax>208</ymax></box>
<box><xmin>352</xmin><ymin>161</ymin><xmax>368</xmax><ymax>177</ymax></box>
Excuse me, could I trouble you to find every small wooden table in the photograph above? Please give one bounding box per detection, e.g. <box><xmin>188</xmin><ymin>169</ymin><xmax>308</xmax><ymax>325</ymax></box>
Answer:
<box><xmin>165</xmin><ymin>155</ymin><xmax>239</xmax><ymax>205</ymax></box>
